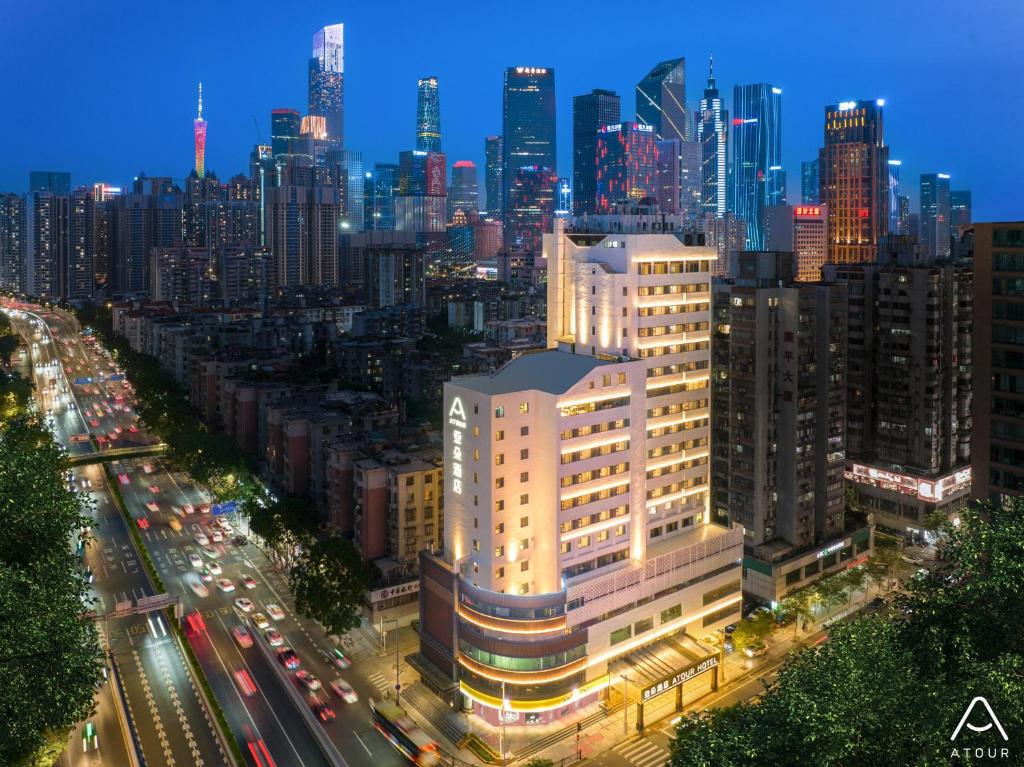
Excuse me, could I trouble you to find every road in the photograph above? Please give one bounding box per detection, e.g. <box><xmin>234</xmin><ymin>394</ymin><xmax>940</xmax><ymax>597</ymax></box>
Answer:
<box><xmin>12</xmin><ymin>303</ymin><xmax>410</xmax><ymax>767</ymax></box>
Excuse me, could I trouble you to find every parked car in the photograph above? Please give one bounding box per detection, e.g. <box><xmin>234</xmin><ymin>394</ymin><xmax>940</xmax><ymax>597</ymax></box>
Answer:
<box><xmin>744</xmin><ymin>642</ymin><xmax>768</xmax><ymax>658</ymax></box>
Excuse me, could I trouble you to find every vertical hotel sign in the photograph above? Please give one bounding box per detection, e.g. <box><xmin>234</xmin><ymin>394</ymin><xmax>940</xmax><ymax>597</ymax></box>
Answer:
<box><xmin>448</xmin><ymin>397</ymin><xmax>467</xmax><ymax>495</ymax></box>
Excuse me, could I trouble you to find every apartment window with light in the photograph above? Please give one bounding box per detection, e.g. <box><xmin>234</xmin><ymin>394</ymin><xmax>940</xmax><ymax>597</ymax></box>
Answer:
<box><xmin>495</xmin><ymin>477</ymin><xmax>504</xmax><ymax>489</ymax></box>
<box><xmin>495</xmin><ymin>523</ymin><xmax>504</xmax><ymax>535</ymax></box>
<box><xmin>602</xmin><ymin>375</ymin><xmax>611</xmax><ymax>386</ymax></box>
<box><xmin>472</xmin><ymin>539</ymin><xmax>479</xmax><ymax>551</ymax></box>
<box><xmin>520</xmin><ymin>402</ymin><xmax>529</xmax><ymax>414</ymax></box>
<box><xmin>495</xmin><ymin>567</ymin><xmax>504</xmax><ymax>578</ymax></box>
<box><xmin>494</xmin><ymin>545</ymin><xmax>504</xmax><ymax>558</ymax></box>
<box><xmin>520</xmin><ymin>538</ymin><xmax>529</xmax><ymax>550</ymax></box>
<box><xmin>578</xmin><ymin>536</ymin><xmax>591</xmax><ymax>548</ymax></box>
<box><xmin>560</xmin><ymin>542</ymin><xmax>572</xmax><ymax>554</ymax></box>
<box><xmin>495</xmin><ymin>430</ymin><xmax>504</xmax><ymax>442</ymax></box>
<box><xmin>472</xmin><ymin>426</ymin><xmax>479</xmax><ymax>437</ymax></box>
<box><xmin>473</xmin><ymin>449</ymin><xmax>479</xmax><ymax>460</ymax></box>
<box><xmin>597</xmin><ymin>530</ymin><xmax>609</xmax><ymax>542</ymax></box>
<box><xmin>617</xmin><ymin>373</ymin><xmax>626</xmax><ymax>384</ymax></box>
<box><xmin>495</xmin><ymin>407</ymin><xmax>504</xmax><ymax>418</ymax></box>
<box><xmin>495</xmin><ymin>500</ymin><xmax>504</xmax><ymax>512</ymax></box>
<box><xmin>495</xmin><ymin>454</ymin><xmax>504</xmax><ymax>466</ymax></box>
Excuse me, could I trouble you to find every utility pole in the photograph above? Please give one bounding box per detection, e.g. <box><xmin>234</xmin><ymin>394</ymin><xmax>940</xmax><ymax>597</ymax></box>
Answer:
<box><xmin>621</xmin><ymin>673</ymin><xmax>630</xmax><ymax>736</ymax></box>
<box><xmin>394</xmin><ymin>619</ymin><xmax>401</xmax><ymax>705</ymax></box>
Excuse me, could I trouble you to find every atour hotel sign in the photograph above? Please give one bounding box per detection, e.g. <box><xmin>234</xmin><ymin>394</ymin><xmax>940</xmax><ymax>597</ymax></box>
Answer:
<box><xmin>640</xmin><ymin>656</ymin><xmax>719</xmax><ymax>702</ymax></box>
<box><xmin>448</xmin><ymin>397</ymin><xmax>467</xmax><ymax>495</ymax></box>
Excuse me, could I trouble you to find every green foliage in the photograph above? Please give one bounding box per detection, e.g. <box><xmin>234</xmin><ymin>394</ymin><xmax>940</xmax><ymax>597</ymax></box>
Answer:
<box><xmin>289</xmin><ymin>531</ymin><xmax>372</xmax><ymax>635</ymax></box>
<box><xmin>670</xmin><ymin>500</ymin><xmax>1024</xmax><ymax>766</ymax></box>
<box><xmin>0</xmin><ymin>417</ymin><xmax>104</xmax><ymax>764</ymax></box>
<box><xmin>730</xmin><ymin>612</ymin><xmax>774</xmax><ymax>652</ymax></box>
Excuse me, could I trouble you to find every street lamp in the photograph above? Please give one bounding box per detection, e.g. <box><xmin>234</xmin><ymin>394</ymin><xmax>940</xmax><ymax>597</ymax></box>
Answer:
<box><xmin>379</xmin><ymin>617</ymin><xmax>401</xmax><ymax>703</ymax></box>
<box><xmin>620</xmin><ymin>673</ymin><xmax>631</xmax><ymax>736</ymax></box>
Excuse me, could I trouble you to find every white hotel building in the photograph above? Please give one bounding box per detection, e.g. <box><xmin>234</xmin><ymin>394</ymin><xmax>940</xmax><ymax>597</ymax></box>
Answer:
<box><xmin>414</xmin><ymin>211</ymin><xmax>744</xmax><ymax>726</ymax></box>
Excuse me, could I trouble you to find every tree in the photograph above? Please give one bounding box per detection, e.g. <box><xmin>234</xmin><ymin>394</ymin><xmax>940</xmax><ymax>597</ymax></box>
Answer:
<box><xmin>0</xmin><ymin>417</ymin><xmax>104</xmax><ymax>764</ymax></box>
<box><xmin>730</xmin><ymin>612</ymin><xmax>774</xmax><ymax>652</ymax></box>
<box><xmin>289</xmin><ymin>531</ymin><xmax>372</xmax><ymax>636</ymax></box>
<box><xmin>779</xmin><ymin>588</ymin><xmax>816</xmax><ymax>638</ymax></box>
<box><xmin>669</xmin><ymin>499</ymin><xmax>1024</xmax><ymax>766</ymax></box>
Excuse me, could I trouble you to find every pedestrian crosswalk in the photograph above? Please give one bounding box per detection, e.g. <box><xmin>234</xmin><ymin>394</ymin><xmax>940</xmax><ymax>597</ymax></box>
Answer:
<box><xmin>368</xmin><ymin>672</ymin><xmax>391</xmax><ymax>695</ymax></box>
<box><xmin>613</xmin><ymin>738</ymin><xmax>669</xmax><ymax>767</ymax></box>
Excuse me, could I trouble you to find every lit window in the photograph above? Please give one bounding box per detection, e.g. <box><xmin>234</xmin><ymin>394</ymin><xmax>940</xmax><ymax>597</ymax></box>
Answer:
<box><xmin>495</xmin><ymin>430</ymin><xmax>504</xmax><ymax>442</ymax></box>
<box><xmin>494</xmin><ymin>545</ymin><xmax>504</xmax><ymax>558</ymax></box>
<box><xmin>520</xmin><ymin>402</ymin><xmax>529</xmax><ymax>414</ymax></box>
<box><xmin>495</xmin><ymin>406</ymin><xmax>505</xmax><ymax>418</ymax></box>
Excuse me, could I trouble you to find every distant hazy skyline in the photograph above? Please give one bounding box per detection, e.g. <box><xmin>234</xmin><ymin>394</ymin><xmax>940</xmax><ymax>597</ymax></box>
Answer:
<box><xmin>2</xmin><ymin>0</ymin><xmax>1021</xmax><ymax>220</ymax></box>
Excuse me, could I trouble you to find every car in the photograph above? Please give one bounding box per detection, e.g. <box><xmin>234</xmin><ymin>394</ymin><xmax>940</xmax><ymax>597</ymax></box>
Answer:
<box><xmin>330</xmin><ymin>679</ymin><xmax>358</xmax><ymax>703</ymax></box>
<box><xmin>143</xmin><ymin>464</ymin><xmax>154</xmax><ymax>474</ymax></box>
<box><xmin>129</xmin><ymin>425</ymin><xmax>138</xmax><ymax>433</ymax></box>
<box><xmin>241</xmin><ymin>574</ymin><xmax>257</xmax><ymax>590</ymax></box>
<box><xmin>295</xmin><ymin>670</ymin><xmax>322</xmax><ymax>692</ymax></box>
<box><xmin>82</xmin><ymin>567</ymin><xmax>94</xmax><ymax>584</ymax></box>
<box><xmin>90</xmin><ymin>418</ymin><xmax>100</xmax><ymax>427</ymax></box>
<box><xmin>234</xmin><ymin>668</ymin><xmax>258</xmax><ymax>697</ymax></box>
<box><xmin>168</xmin><ymin>517</ymin><xmax>182</xmax><ymax>532</ymax></box>
<box><xmin>234</xmin><ymin>597</ymin><xmax>255</xmax><ymax>612</ymax></box>
<box><xmin>182</xmin><ymin>503</ymin><xmax>195</xmax><ymax>514</ymax></box>
<box><xmin>207</xmin><ymin>560</ymin><xmax>222</xmax><ymax>576</ymax></box>
<box><xmin>746</xmin><ymin>606</ymin><xmax>773</xmax><ymax>621</ymax></box>
<box><xmin>217</xmin><ymin>578</ymin><xmax>235</xmax><ymax>593</ymax></box>
<box><xmin>329</xmin><ymin>648</ymin><xmax>352</xmax><ymax>670</ymax></box>
<box><xmin>148</xmin><ymin>485</ymin><xmax>161</xmax><ymax>494</ymax></box>
<box><xmin>209</xmin><ymin>530</ymin><xmax>223</xmax><ymax>543</ymax></box>
<box><xmin>266</xmin><ymin>603</ymin><xmax>285</xmax><ymax>621</ymax></box>
<box><xmin>251</xmin><ymin>612</ymin><xmax>270</xmax><ymax>630</ymax></box>
<box><xmin>901</xmin><ymin>554</ymin><xmax>925</xmax><ymax>566</ymax></box>
<box><xmin>189</xmin><ymin>579</ymin><xmax>209</xmax><ymax>598</ymax></box>
<box><xmin>188</xmin><ymin>553</ymin><xmax>204</xmax><ymax>568</ymax></box>
<box><xmin>194</xmin><ymin>532</ymin><xmax>209</xmax><ymax>546</ymax></box>
<box><xmin>145</xmin><ymin>501</ymin><xmax>159</xmax><ymax>513</ymax></box>
<box><xmin>96</xmin><ymin>435</ymin><xmax>107</xmax><ymax>444</ymax></box>
<box><xmin>744</xmin><ymin>642</ymin><xmax>768</xmax><ymax>658</ymax></box>
<box><xmin>312</xmin><ymin>698</ymin><xmax>335</xmax><ymax>722</ymax></box>
<box><xmin>265</xmin><ymin>628</ymin><xmax>284</xmax><ymax>647</ymax></box>
<box><xmin>82</xmin><ymin>721</ymin><xmax>98</xmax><ymax>751</ymax></box>
<box><xmin>724</xmin><ymin>623</ymin><xmax>738</xmax><ymax>635</ymax></box>
<box><xmin>202</xmin><ymin>546</ymin><xmax>220</xmax><ymax>559</ymax></box>
<box><xmin>136</xmin><ymin>517</ymin><xmax>150</xmax><ymax>529</ymax></box>
<box><xmin>117</xmin><ymin>473</ymin><xmax>130</xmax><ymax>486</ymax></box>
<box><xmin>232</xmin><ymin>625</ymin><xmax>254</xmax><ymax>649</ymax></box>
<box><xmin>275</xmin><ymin>647</ymin><xmax>300</xmax><ymax>669</ymax></box>
<box><xmin>199</xmin><ymin>568</ymin><xmax>214</xmax><ymax>583</ymax></box>
<box><xmin>108</xmin><ymin>431</ymin><xmax>118</xmax><ymax>441</ymax></box>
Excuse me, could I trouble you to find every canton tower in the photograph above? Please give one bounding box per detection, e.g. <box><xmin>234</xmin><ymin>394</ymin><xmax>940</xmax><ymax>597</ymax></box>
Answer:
<box><xmin>193</xmin><ymin>82</ymin><xmax>207</xmax><ymax>177</ymax></box>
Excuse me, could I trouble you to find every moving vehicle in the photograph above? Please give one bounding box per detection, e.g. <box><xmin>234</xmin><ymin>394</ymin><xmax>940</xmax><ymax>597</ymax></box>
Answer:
<box><xmin>168</xmin><ymin>518</ymin><xmax>182</xmax><ymax>532</ymax></box>
<box><xmin>275</xmin><ymin>647</ymin><xmax>300</xmax><ymax>669</ymax></box>
<box><xmin>202</xmin><ymin>546</ymin><xmax>220</xmax><ymax>559</ymax></box>
<box><xmin>311</xmin><ymin>696</ymin><xmax>335</xmax><ymax>722</ymax></box>
<box><xmin>199</xmin><ymin>568</ymin><xmax>214</xmax><ymax>584</ymax></box>
<box><xmin>295</xmin><ymin>670</ymin><xmax>322</xmax><ymax>692</ymax></box>
<box><xmin>234</xmin><ymin>597</ymin><xmax>255</xmax><ymax>612</ymax></box>
<box><xmin>265</xmin><ymin>628</ymin><xmax>284</xmax><ymax>647</ymax></box>
<box><xmin>189</xmin><ymin>579</ymin><xmax>209</xmax><ymax>598</ymax></box>
<box><xmin>232</xmin><ymin>625</ymin><xmax>254</xmax><ymax>649</ymax></box>
<box><xmin>329</xmin><ymin>647</ymin><xmax>352</xmax><ymax>670</ymax></box>
<box><xmin>251</xmin><ymin>612</ymin><xmax>270</xmax><ymax>630</ymax></box>
<box><xmin>194</xmin><ymin>532</ymin><xmax>209</xmax><ymax>546</ymax></box>
<box><xmin>241</xmin><ymin>574</ymin><xmax>257</xmax><ymax>590</ymax></box>
<box><xmin>901</xmin><ymin>553</ymin><xmax>924</xmax><ymax>566</ymax></box>
<box><xmin>188</xmin><ymin>552</ymin><xmax>204</xmax><ymax>568</ymax></box>
<box><xmin>744</xmin><ymin>642</ymin><xmax>768</xmax><ymax>658</ymax></box>
<box><xmin>371</xmin><ymin>699</ymin><xmax>440</xmax><ymax>766</ymax></box>
<box><xmin>207</xmin><ymin>561</ymin><xmax>222</xmax><ymax>576</ymax></box>
<box><xmin>234</xmin><ymin>669</ymin><xmax>257</xmax><ymax>697</ymax></box>
<box><xmin>82</xmin><ymin>721</ymin><xmax>99</xmax><ymax>752</ymax></box>
<box><xmin>266</xmin><ymin>603</ymin><xmax>285</xmax><ymax>621</ymax></box>
<box><xmin>330</xmin><ymin>679</ymin><xmax>358</xmax><ymax>703</ymax></box>
<box><xmin>217</xmin><ymin>578</ymin><xmax>235</xmax><ymax>593</ymax></box>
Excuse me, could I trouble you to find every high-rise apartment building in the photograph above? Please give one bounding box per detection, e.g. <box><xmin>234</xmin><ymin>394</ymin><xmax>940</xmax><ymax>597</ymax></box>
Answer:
<box><xmin>713</xmin><ymin>251</ymin><xmax>862</xmax><ymax>602</ymax></box>
<box><xmin>764</xmin><ymin>204</ymin><xmax>829</xmax><ymax>282</ymax></box>
<box><xmin>594</xmin><ymin>123</ymin><xmax>658</xmax><ymax>212</ymax></box>
<box><xmin>68</xmin><ymin>187</ymin><xmax>95</xmax><ymax>301</ymax></box>
<box><xmin>415</xmin><ymin>209</ymin><xmax>742</xmax><ymax>725</ymax></box>
<box><xmin>898</xmin><ymin>195</ymin><xmax>911</xmax><ymax>236</ymax></box>
<box><xmin>950</xmin><ymin>190</ymin><xmax>972</xmax><ymax>231</ymax></box>
<box><xmin>572</xmin><ymin>89</ymin><xmax>621</xmax><ymax>215</ymax></box>
<box><xmin>309</xmin><ymin>24</ymin><xmax>344</xmax><ymax>144</ymax></box>
<box><xmin>448</xmin><ymin>161</ymin><xmax>479</xmax><ymax>219</ymax></box>
<box><xmin>264</xmin><ymin>184</ymin><xmax>338</xmax><ymax>287</ymax></box>
<box><xmin>697</xmin><ymin>59</ymin><xmax>728</xmax><ymax>218</ymax></box>
<box><xmin>635</xmin><ymin>58</ymin><xmax>688</xmax><ymax>141</ymax></box>
<box><xmin>801</xmin><ymin>159</ymin><xmax>819</xmax><ymax>204</ymax></box>
<box><xmin>700</xmin><ymin>211</ymin><xmax>745</xmax><ymax>277</ymax></box>
<box><xmin>971</xmin><ymin>222</ymin><xmax>1024</xmax><ymax>508</ymax></box>
<box><xmin>818</xmin><ymin>99</ymin><xmax>890</xmax><ymax>263</ymax></box>
<box><xmin>484</xmin><ymin>136</ymin><xmax>503</xmax><ymax>217</ymax></box>
<box><xmin>0</xmin><ymin>194</ymin><xmax>26</xmax><ymax>291</ymax></box>
<box><xmin>731</xmin><ymin>84</ymin><xmax>783</xmax><ymax>250</ymax></box>
<box><xmin>29</xmin><ymin>172</ymin><xmax>71</xmax><ymax>196</ymax></box>
<box><xmin>920</xmin><ymin>173</ymin><xmax>952</xmax><ymax>260</ymax></box>
<box><xmin>25</xmin><ymin>191</ymin><xmax>69</xmax><ymax>300</ymax></box>
<box><xmin>502</xmin><ymin>67</ymin><xmax>556</xmax><ymax>250</ymax></box>
<box><xmin>825</xmin><ymin>237</ymin><xmax>972</xmax><ymax>535</ymax></box>
<box><xmin>194</xmin><ymin>82</ymin><xmax>207</xmax><ymax>177</ymax></box>
<box><xmin>416</xmin><ymin>77</ymin><xmax>442</xmax><ymax>152</ymax></box>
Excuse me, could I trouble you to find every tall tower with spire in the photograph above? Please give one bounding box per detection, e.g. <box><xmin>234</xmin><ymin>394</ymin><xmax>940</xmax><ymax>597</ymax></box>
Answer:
<box><xmin>193</xmin><ymin>82</ymin><xmax>207</xmax><ymax>177</ymax></box>
<box><xmin>697</xmin><ymin>57</ymin><xmax>728</xmax><ymax>217</ymax></box>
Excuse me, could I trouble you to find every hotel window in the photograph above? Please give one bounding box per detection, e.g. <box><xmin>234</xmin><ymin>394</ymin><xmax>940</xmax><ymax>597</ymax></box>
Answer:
<box><xmin>520</xmin><ymin>494</ymin><xmax>529</xmax><ymax>505</ymax></box>
<box><xmin>520</xmin><ymin>560</ymin><xmax>529</xmax><ymax>572</ymax></box>
<box><xmin>520</xmin><ymin>402</ymin><xmax>529</xmax><ymax>414</ymax></box>
<box><xmin>650</xmin><ymin>526</ymin><xmax>663</xmax><ymax>538</ymax></box>
<box><xmin>660</xmin><ymin>604</ymin><xmax>682</xmax><ymax>624</ymax></box>
<box><xmin>520</xmin><ymin>426</ymin><xmax>529</xmax><ymax>436</ymax></box>
<box><xmin>615</xmin><ymin>525</ymin><xmax>626</xmax><ymax>536</ymax></box>
<box><xmin>495</xmin><ymin>430</ymin><xmax>504</xmax><ymax>442</ymax></box>
<box><xmin>495</xmin><ymin>407</ymin><xmax>504</xmax><ymax>418</ymax></box>
<box><xmin>666</xmin><ymin>521</ymin><xmax>678</xmax><ymax>533</ymax></box>
<box><xmin>495</xmin><ymin>523</ymin><xmax>504</xmax><ymax>535</ymax></box>
<box><xmin>634</xmin><ymin>617</ymin><xmax>653</xmax><ymax>634</ymax></box>
<box><xmin>610</xmin><ymin>626</ymin><xmax>631</xmax><ymax>645</ymax></box>
<box><xmin>560</xmin><ymin>542</ymin><xmax>572</xmax><ymax>554</ymax></box>
<box><xmin>520</xmin><ymin>516</ymin><xmax>529</xmax><ymax>527</ymax></box>
<box><xmin>495</xmin><ymin>567</ymin><xmax>504</xmax><ymax>578</ymax></box>
<box><xmin>495</xmin><ymin>500</ymin><xmax>504</xmax><ymax>512</ymax></box>
<box><xmin>617</xmin><ymin>373</ymin><xmax>626</xmax><ymax>384</ymax></box>
<box><xmin>578</xmin><ymin>536</ymin><xmax>591</xmax><ymax>549</ymax></box>
<box><xmin>472</xmin><ymin>472</ymin><xmax>478</xmax><ymax>483</ymax></box>
<box><xmin>472</xmin><ymin>539</ymin><xmax>479</xmax><ymax>552</ymax></box>
<box><xmin>602</xmin><ymin>375</ymin><xmax>611</xmax><ymax>386</ymax></box>
<box><xmin>518</xmin><ymin>584</ymin><xmax>530</xmax><ymax>595</ymax></box>
<box><xmin>473</xmin><ymin>404</ymin><xmax>478</xmax><ymax>414</ymax></box>
<box><xmin>494</xmin><ymin>545</ymin><xmax>504</xmax><ymax>558</ymax></box>
<box><xmin>597</xmin><ymin>530</ymin><xmax>609</xmax><ymax>542</ymax></box>
<box><xmin>520</xmin><ymin>538</ymin><xmax>529</xmax><ymax>550</ymax></box>
<box><xmin>472</xmin><ymin>426</ymin><xmax>479</xmax><ymax>437</ymax></box>
<box><xmin>520</xmin><ymin>472</ymin><xmax>529</xmax><ymax>482</ymax></box>
<box><xmin>495</xmin><ymin>454</ymin><xmax>504</xmax><ymax>466</ymax></box>
<box><xmin>495</xmin><ymin>477</ymin><xmax>504</xmax><ymax>489</ymax></box>
<box><xmin>520</xmin><ymin>449</ymin><xmax>529</xmax><ymax>460</ymax></box>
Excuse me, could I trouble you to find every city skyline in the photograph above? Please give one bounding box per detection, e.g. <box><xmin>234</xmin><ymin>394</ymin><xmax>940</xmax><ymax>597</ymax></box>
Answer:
<box><xmin>2</xmin><ymin>1</ymin><xmax>1020</xmax><ymax>220</ymax></box>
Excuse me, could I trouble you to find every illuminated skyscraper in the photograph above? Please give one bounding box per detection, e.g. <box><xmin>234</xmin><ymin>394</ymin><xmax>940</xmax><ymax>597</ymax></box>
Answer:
<box><xmin>818</xmin><ymin>99</ymin><xmax>890</xmax><ymax>263</ymax></box>
<box><xmin>887</xmin><ymin>160</ymin><xmax>902</xmax><ymax>236</ymax></box>
<box><xmin>898</xmin><ymin>195</ymin><xmax>911</xmax><ymax>236</ymax></box>
<box><xmin>950</xmin><ymin>190</ymin><xmax>972</xmax><ymax>230</ymax></box>
<box><xmin>271</xmin><ymin>109</ymin><xmax>302</xmax><ymax>158</ymax></box>
<box><xmin>801</xmin><ymin>159</ymin><xmax>819</xmax><ymax>204</ymax></box>
<box><xmin>572</xmin><ymin>88</ymin><xmax>621</xmax><ymax>215</ymax></box>
<box><xmin>920</xmin><ymin>172</ymin><xmax>951</xmax><ymax>259</ymax></box>
<box><xmin>502</xmin><ymin>67</ymin><xmax>556</xmax><ymax>250</ymax></box>
<box><xmin>635</xmin><ymin>58</ymin><xmax>689</xmax><ymax>141</ymax></box>
<box><xmin>731</xmin><ymin>83</ymin><xmax>783</xmax><ymax>250</ymax></box>
<box><xmin>0</xmin><ymin>194</ymin><xmax>26</xmax><ymax>291</ymax></box>
<box><xmin>309</xmin><ymin>24</ymin><xmax>344</xmax><ymax>144</ymax></box>
<box><xmin>698</xmin><ymin>58</ymin><xmax>728</xmax><ymax>218</ymax></box>
<box><xmin>484</xmin><ymin>135</ymin><xmax>503</xmax><ymax>217</ymax></box>
<box><xmin>594</xmin><ymin>123</ymin><xmax>658</xmax><ymax>212</ymax></box>
<box><xmin>448</xmin><ymin>160</ymin><xmax>479</xmax><ymax>219</ymax></box>
<box><xmin>416</xmin><ymin>77</ymin><xmax>441</xmax><ymax>152</ymax></box>
<box><xmin>194</xmin><ymin>83</ymin><xmax>207</xmax><ymax>178</ymax></box>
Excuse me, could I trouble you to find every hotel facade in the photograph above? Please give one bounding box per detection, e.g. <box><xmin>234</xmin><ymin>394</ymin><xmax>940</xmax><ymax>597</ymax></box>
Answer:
<box><xmin>415</xmin><ymin>210</ymin><xmax>743</xmax><ymax>726</ymax></box>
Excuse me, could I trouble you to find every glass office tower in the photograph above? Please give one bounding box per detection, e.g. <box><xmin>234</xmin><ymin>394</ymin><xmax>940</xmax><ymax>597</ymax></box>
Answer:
<box><xmin>635</xmin><ymin>58</ymin><xmax>688</xmax><ymax>141</ymax></box>
<box><xmin>730</xmin><ymin>83</ymin><xmax>783</xmax><ymax>250</ymax></box>
<box><xmin>309</xmin><ymin>24</ymin><xmax>344</xmax><ymax>145</ymax></box>
<box><xmin>416</xmin><ymin>77</ymin><xmax>442</xmax><ymax>152</ymax></box>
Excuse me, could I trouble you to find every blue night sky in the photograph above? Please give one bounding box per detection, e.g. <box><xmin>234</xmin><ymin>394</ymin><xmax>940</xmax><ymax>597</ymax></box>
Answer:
<box><xmin>2</xmin><ymin>0</ymin><xmax>1021</xmax><ymax>220</ymax></box>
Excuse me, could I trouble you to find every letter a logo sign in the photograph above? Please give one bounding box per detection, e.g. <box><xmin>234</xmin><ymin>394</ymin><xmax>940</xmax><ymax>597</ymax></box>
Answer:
<box><xmin>951</xmin><ymin>697</ymin><xmax>1009</xmax><ymax>741</ymax></box>
<box><xmin>449</xmin><ymin>397</ymin><xmax>466</xmax><ymax>420</ymax></box>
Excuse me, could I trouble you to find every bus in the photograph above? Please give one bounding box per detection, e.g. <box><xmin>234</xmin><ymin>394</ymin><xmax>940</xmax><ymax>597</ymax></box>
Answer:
<box><xmin>370</xmin><ymin>699</ymin><xmax>440</xmax><ymax>766</ymax></box>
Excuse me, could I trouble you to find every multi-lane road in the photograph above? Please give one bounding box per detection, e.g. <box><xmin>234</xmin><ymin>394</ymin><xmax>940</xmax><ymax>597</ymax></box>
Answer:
<box><xmin>7</xmin><ymin>303</ymin><xmax>411</xmax><ymax>767</ymax></box>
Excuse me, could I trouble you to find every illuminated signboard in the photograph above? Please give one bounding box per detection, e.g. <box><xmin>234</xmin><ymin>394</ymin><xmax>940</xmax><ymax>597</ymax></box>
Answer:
<box><xmin>641</xmin><ymin>656</ymin><xmax>719</xmax><ymax>702</ymax></box>
<box><xmin>847</xmin><ymin>464</ymin><xmax>971</xmax><ymax>502</ymax></box>
<box><xmin>448</xmin><ymin>397</ymin><xmax>467</xmax><ymax>495</ymax></box>
<box><xmin>635</xmin><ymin>124</ymin><xmax>653</xmax><ymax>132</ymax></box>
<box><xmin>794</xmin><ymin>206</ymin><xmax>822</xmax><ymax>217</ymax></box>
<box><xmin>367</xmin><ymin>580</ymin><xmax>420</xmax><ymax>604</ymax></box>
<box><xmin>838</xmin><ymin>101</ymin><xmax>857</xmax><ymax>111</ymax></box>
<box><xmin>816</xmin><ymin>539</ymin><xmax>850</xmax><ymax>559</ymax></box>
<box><xmin>514</xmin><ymin>67</ymin><xmax>548</xmax><ymax>75</ymax></box>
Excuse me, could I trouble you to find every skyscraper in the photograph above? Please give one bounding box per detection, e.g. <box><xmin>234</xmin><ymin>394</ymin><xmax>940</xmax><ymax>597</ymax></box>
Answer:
<box><xmin>309</xmin><ymin>24</ymin><xmax>344</xmax><ymax>144</ymax></box>
<box><xmin>730</xmin><ymin>83</ymin><xmax>783</xmax><ymax>250</ymax></box>
<box><xmin>416</xmin><ymin>77</ymin><xmax>441</xmax><ymax>152</ymax></box>
<box><xmin>635</xmin><ymin>58</ymin><xmax>689</xmax><ymax>140</ymax></box>
<box><xmin>265</xmin><ymin>184</ymin><xmax>338</xmax><ymax>287</ymax></box>
<box><xmin>502</xmin><ymin>67</ymin><xmax>556</xmax><ymax>250</ymax></box>
<box><xmin>818</xmin><ymin>99</ymin><xmax>890</xmax><ymax>264</ymax></box>
<box><xmin>505</xmin><ymin>166</ymin><xmax>556</xmax><ymax>252</ymax></box>
<box><xmin>484</xmin><ymin>135</ymin><xmax>503</xmax><ymax>217</ymax></box>
<box><xmin>25</xmin><ymin>191</ymin><xmax>69</xmax><ymax>300</ymax></box>
<box><xmin>448</xmin><ymin>160</ymin><xmax>479</xmax><ymax>219</ymax></box>
<box><xmin>886</xmin><ymin>159</ymin><xmax>902</xmax><ymax>235</ymax></box>
<box><xmin>572</xmin><ymin>89</ymin><xmax>621</xmax><ymax>215</ymax></box>
<box><xmin>898</xmin><ymin>194</ymin><xmax>911</xmax><ymax>236</ymax></box>
<box><xmin>0</xmin><ymin>194</ymin><xmax>26</xmax><ymax>291</ymax></box>
<box><xmin>920</xmin><ymin>172</ymin><xmax>951</xmax><ymax>259</ymax></box>
<box><xmin>698</xmin><ymin>58</ymin><xmax>728</xmax><ymax>218</ymax></box>
<box><xmin>193</xmin><ymin>82</ymin><xmax>207</xmax><ymax>177</ymax></box>
<box><xmin>366</xmin><ymin>162</ymin><xmax>399</xmax><ymax>231</ymax></box>
<box><xmin>950</xmin><ymin>190</ymin><xmax>972</xmax><ymax>231</ymax></box>
<box><xmin>594</xmin><ymin>123</ymin><xmax>658</xmax><ymax>212</ymax></box>
<box><xmin>68</xmin><ymin>187</ymin><xmax>95</xmax><ymax>300</ymax></box>
<box><xmin>801</xmin><ymin>159</ymin><xmax>819</xmax><ymax>204</ymax></box>
<box><xmin>29</xmin><ymin>172</ymin><xmax>71</xmax><ymax>196</ymax></box>
<box><xmin>271</xmin><ymin>109</ymin><xmax>302</xmax><ymax>158</ymax></box>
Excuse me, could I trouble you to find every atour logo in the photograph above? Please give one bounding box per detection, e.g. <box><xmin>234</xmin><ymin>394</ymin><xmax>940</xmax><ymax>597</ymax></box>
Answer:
<box><xmin>949</xmin><ymin>697</ymin><xmax>1011</xmax><ymax>761</ymax></box>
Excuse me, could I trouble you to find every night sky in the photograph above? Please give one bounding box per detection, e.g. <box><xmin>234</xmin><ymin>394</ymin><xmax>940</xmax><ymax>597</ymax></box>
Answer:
<box><xmin>2</xmin><ymin>0</ymin><xmax>1021</xmax><ymax>220</ymax></box>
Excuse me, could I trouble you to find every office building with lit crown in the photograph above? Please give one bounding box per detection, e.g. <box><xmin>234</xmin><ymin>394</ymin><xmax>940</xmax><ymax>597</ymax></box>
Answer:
<box><xmin>414</xmin><ymin>206</ymin><xmax>742</xmax><ymax>727</ymax></box>
<box><xmin>594</xmin><ymin>123</ymin><xmax>658</xmax><ymax>213</ymax></box>
<box><xmin>818</xmin><ymin>99</ymin><xmax>890</xmax><ymax>263</ymax></box>
<box><xmin>573</xmin><ymin>89</ymin><xmax>621</xmax><ymax>215</ymax></box>
<box><xmin>730</xmin><ymin>83</ymin><xmax>783</xmax><ymax>250</ymax></box>
<box><xmin>416</xmin><ymin>77</ymin><xmax>442</xmax><ymax>152</ymax></box>
<box><xmin>309</xmin><ymin>24</ymin><xmax>344</xmax><ymax>144</ymax></box>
